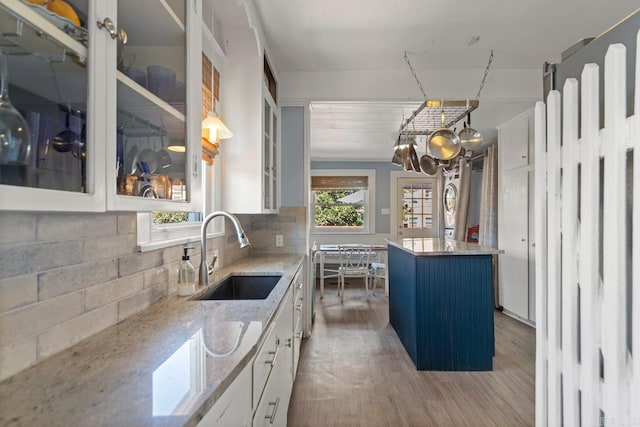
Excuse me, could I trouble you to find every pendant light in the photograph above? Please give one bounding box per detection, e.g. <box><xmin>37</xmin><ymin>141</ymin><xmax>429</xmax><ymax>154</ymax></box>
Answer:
<box><xmin>201</xmin><ymin>109</ymin><xmax>233</xmax><ymax>142</ymax></box>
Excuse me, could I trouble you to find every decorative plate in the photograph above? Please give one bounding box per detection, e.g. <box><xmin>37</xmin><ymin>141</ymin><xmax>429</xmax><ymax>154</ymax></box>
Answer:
<box><xmin>21</xmin><ymin>1</ymin><xmax>88</xmax><ymax>46</ymax></box>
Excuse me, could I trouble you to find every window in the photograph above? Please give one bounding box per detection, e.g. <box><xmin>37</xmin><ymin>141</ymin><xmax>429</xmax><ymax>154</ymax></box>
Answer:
<box><xmin>402</xmin><ymin>183</ymin><xmax>434</xmax><ymax>229</ymax></box>
<box><xmin>311</xmin><ymin>169</ymin><xmax>375</xmax><ymax>234</ymax></box>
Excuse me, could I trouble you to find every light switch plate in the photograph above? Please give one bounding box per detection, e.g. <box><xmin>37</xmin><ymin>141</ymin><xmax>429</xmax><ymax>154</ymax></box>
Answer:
<box><xmin>276</xmin><ymin>235</ymin><xmax>284</xmax><ymax>247</ymax></box>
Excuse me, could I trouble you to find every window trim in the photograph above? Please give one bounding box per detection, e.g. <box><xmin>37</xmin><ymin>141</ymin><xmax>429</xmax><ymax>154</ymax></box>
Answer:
<box><xmin>137</xmin><ymin>160</ymin><xmax>225</xmax><ymax>252</ymax></box>
<box><xmin>311</xmin><ymin>169</ymin><xmax>376</xmax><ymax>235</ymax></box>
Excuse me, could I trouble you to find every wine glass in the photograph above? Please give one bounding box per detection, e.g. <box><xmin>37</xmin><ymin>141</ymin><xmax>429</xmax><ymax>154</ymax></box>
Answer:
<box><xmin>0</xmin><ymin>52</ymin><xmax>32</xmax><ymax>166</ymax></box>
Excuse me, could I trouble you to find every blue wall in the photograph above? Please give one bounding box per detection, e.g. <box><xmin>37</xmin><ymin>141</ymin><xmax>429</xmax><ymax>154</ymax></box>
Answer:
<box><xmin>311</xmin><ymin>161</ymin><xmax>403</xmax><ymax>234</ymax></box>
<box><xmin>281</xmin><ymin>107</ymin><xmax>305</xmax><ymax>207</ymax></box>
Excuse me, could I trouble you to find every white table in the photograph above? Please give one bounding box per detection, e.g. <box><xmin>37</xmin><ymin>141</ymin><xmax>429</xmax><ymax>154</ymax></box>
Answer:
<box><xmin>314</xmin><ymin>244</ymin><xmax>388</xmax><ymax>298</ymax></box>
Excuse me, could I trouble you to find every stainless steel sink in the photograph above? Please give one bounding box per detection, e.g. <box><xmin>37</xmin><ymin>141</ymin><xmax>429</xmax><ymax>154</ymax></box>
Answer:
<box><xmin>193</xmin><ymin>275</ymin><xmax>282</xmax><ymax>300</ymax></box>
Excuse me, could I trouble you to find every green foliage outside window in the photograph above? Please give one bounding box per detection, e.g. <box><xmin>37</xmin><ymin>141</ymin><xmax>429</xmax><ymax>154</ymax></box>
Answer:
<box><xmin>152</xmin><ymin>211</ymin><xmax>190</xmax><ymax>224</ymax></box>
<box><xmin>314</xmin><ymin>190</ymin><xmax>364</xmax><ymax>227</ymax></box>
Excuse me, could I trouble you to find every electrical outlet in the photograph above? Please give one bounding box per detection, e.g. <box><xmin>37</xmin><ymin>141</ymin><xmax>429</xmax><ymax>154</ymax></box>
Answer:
<box><xmin>276</xmin><ymin>235</ymin><xmax>284</xmax><ymax>247</ymax></box>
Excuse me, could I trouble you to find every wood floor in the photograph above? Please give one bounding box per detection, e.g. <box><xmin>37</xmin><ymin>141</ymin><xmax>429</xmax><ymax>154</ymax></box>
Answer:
<box><xmin>287</xmin><ymin>282</ymin><xmax>535</xmax><ymax>427</ymax></box>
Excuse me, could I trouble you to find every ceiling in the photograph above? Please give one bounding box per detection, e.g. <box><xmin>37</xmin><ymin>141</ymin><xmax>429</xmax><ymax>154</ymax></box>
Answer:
<box><xmin>251</xmin><ymin>0</ymin><xmax>639</xmax><ymax>161</ymax></box>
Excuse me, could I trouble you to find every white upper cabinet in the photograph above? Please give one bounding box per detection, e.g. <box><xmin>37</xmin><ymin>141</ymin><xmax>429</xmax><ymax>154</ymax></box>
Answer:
<box><xmin>0</xmin><ymin>0</ymin><xmax>107</xmax><ymax>211</ymax></box>
<box><xmin>0</xmin><ymin>0</ymin><xmax>203</xmax><ymax>212</ymax></box>
<box><xmin>498</xmin><ymin>109</ymin><xmax>532</xmax><ymax>171</ymax></box>
<box><xmin>219</xmin><ymin>0</ymin><xmax>280</xmax><ymax>214</ymax></box>
<box><xmin>106</xmin><ymin>0</ymin><xmax>202</xmax><ymax>211</ymax></box>
<box><xmin>262</xmin><ymin>86</ymin><xmax>279</xmax><ymax>212</ymax></box>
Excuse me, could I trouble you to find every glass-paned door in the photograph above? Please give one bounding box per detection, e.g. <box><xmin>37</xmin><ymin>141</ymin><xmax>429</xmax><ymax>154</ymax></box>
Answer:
<box><xmin>115</xmin><ymin>0</ymin><xmax>187</xmax><ymax>201</ymax></box>
<box><xmin>0</xmin><ymin>0</ymin><xmax>91</xmax><ymax>193</ymax></box>
<box><xmin>397</xmin><ymin>177</ymin><xmax>438</xmax><ymax>238</ymax></box>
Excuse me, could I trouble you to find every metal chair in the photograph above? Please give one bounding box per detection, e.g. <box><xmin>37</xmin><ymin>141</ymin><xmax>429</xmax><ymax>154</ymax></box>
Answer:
<box><xmin>368</xmin><ymin>262</ymin><xmax>386</xmax><ymax>296</ymax></box>
<box><xmin>337</xmin><ymin>245</ymin><xmax>372</xmax><ymax>302</ymax></box>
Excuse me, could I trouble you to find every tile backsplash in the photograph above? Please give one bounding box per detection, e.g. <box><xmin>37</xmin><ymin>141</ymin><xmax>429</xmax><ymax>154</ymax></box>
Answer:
<box><xmin>0</xmin><ymin>206</ymin><xmax>305</xmax><ymax>381</ymax></box>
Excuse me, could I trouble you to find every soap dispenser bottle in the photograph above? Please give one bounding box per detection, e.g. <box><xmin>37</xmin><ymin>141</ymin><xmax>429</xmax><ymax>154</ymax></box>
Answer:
<box><xmin>177</xmin><ymin>246</ymin><xmax>196</xmax><ymax>296</ymax></box>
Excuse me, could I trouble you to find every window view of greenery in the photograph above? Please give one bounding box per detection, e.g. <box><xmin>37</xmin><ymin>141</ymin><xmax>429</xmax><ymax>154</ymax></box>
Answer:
<box><xmin>152</xmin><ymin>212</ymin><xmax>203</xmax><ymax>225</ymax></box>
<box><xmin>314</xmin><ymin>190</ymin><xmax>365</xmax><ymax>227</ymax></box>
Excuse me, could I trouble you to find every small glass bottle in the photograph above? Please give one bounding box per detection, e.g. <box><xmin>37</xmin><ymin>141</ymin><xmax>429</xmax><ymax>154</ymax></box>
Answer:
<box><xmin>177</xmin><ymin>246</ymin><xmax>195</xmax><ymax>296</ymax></box>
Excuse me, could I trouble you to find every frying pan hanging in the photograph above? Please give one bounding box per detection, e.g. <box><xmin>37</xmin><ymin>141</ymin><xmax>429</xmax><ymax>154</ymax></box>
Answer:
<box><xmin>458</xmin><ymin>113</ymin><xmax>483</xmax><ymax>151</ymax></box>
<box><xmin>391</xmin><ymin>135</ymin><xmax>403</xmax><ymax>166</ymax></box>
<box><xmin>407</xmin><ymin>139</ymin><xmax>420</xmax><ymax>171</ymax></box>
<box><xmin>427</xmin><ymin>110</ymin><xmax>461</xmax><ymax>161</ymax></box>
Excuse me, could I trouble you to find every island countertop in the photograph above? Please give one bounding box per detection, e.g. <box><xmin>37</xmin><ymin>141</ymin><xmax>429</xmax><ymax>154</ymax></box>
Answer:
<box><xmin>0</xmin><ymin>254</ymin><xmax>304</xmax><ymax>427</ymax></box>
<box><xmin>386</xmin><ymin>238</ymin><xmax>502</xmax><ymax>256</ymax></box>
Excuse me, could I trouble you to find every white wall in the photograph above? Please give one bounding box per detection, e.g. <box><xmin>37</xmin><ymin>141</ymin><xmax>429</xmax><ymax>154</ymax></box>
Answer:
<box><xmin>281</xmin><ymin>107</ymin><xmax>305</xmax><ymax>207</ymax></box>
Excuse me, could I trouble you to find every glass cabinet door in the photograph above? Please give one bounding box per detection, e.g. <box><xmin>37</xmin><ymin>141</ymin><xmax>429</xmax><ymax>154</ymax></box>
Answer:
<box><xmin>271</xmin><ymin>109</ymin><xmax>278</xmax><ymax>210</ymax></box>
<box><xmin>263</xmin><ymin>97</ymin><xmax>271</xmax><ymax>210</ymax></box>
<box><xmin>110</xmin><ymin>0</ymin><xmax>195</xmax><ymax>208</ymax></box>
<box><xmin>262</xmin><ymin>89</ymin><xmax>278</xmax><ymax>212</ymax></box>
<box><xmin>0</xmin><ymin>0</ymin><xmax>104</xmax><ymax>211</ymax></box>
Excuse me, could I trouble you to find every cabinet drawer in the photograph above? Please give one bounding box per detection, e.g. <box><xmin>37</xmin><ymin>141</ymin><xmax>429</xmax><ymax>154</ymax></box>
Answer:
<box><xmin>293</xmin><ymin>317</ymin><xmax>302</xmax><ymax>376</ymax></box>
<box><xmin>253</xmin><ymin>286</ymin><xmax>293</xmax><ymax>406</ymax></box>
<box><xmin>253</xmin><ymin>353</ymin><xmax>292</xmax><ymax>427</ymax></box>
<box><xmin>252</xmin><ymin>322</ymin><xmax>278</xmax><ymax>407</ymax></box>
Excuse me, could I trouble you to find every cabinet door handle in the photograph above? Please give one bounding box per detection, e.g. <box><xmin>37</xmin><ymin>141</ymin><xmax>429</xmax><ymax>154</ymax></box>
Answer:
<box><xmin>295</xmin><ymin>304</ymin><xmax>302</xmax><ymax>311</ymax></box>
<box><xmin>286</xmin><ymin>337</ymin><xmax>292</xmax><ymax>348</ymax></box>
<box><xmin>96</xmin><ymin>18</ymin><xmax>118</xmax><ymax>39</ymax></box>
<box><xmin>295</xmin><ymin>331</ymin><xmax>303</xmax><ymax>339</ymax></box>
<box><xmin>296</xmin><ymin>283</ymin><xmax>303</xmax><ymax>290</ymax></box>
<box><xmin>265</xmin><ymin>347</ymin><xmax>280</xmax><ymax>367</ymax></box>
<box><xmin>265</xmin><ymin>397</ymin><xmax>280</xmax><ymax>424</ymax></box>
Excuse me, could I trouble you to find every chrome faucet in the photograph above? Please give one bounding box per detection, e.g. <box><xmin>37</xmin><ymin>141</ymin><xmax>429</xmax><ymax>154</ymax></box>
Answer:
<box><xmin>199</xmin><ymin>211</ymin><xmax>250</xmax><ymax>287</ymax></box>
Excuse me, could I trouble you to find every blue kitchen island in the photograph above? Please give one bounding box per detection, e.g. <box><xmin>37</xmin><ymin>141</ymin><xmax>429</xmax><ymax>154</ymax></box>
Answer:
<box><xmin>387</xmin><ymin>238</ymin><xmax>500</xmax><ymax>371</ymax></box>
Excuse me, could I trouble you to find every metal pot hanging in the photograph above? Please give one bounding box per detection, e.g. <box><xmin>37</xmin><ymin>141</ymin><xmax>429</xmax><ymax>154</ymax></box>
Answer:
<box><xmin>419</xmin><ymin>154</ymin><xmax>438</xmax><ymax>175</ymax></box>
<box><xmin>427</xmin><ymin>110</ymin><xmax>461</xmax><ymax>161</ymax></box>
<box><xmin>391</xmin><ymin>134</ymin><xmax>403</xmax><ymax>166</ymax></box>
<box><xmin>458</xmin><ymin>112</ymin><xmax>483</xmax><ymax>151</ymax></box>
<box><xmin>406</xmin><ymin>137</ymin><xmax>420</xmax><ymax>171</ymax></box>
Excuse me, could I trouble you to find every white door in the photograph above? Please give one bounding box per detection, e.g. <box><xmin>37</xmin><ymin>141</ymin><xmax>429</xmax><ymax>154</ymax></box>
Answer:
<box><xmin>397</xmin><ymin>177</ymin><xmax>438</xmax><ymax>239</ymax></box>
<box><xmin>498</xmin><ymin>168</ymin><xmax>529</xmax><ymax>319</ymax></box>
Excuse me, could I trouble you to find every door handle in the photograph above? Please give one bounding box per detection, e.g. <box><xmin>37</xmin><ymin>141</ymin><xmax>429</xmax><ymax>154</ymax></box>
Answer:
<box><xmin>265</xmin><ymin>346</ymin><xmax>280</xmax><ymax>367</ymax></box>
<box><xmin>265</xmin><ymin>397</ymin><xmax>280</xmax><ymax>424</ymax></box>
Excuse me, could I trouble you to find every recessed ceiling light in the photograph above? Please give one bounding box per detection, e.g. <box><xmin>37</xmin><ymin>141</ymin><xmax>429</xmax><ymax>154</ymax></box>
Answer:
<box><xmin>466</xmin><ymin>36</ymin><xmax>481</xmax><ymax>46</ymax></box>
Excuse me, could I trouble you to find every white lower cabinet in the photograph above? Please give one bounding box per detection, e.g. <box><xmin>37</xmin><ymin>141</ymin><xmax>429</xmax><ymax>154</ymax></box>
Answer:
<box><xmin>252</xmin><ymin>348</ymin><xmax>292</xmax><ymax>427</ymax></box>
<box><xmin>253</xmin><ymin>287</ymin><xmax>293</xmax><ymax>426</ymax></box>
<box><xmin>292</xmin><ymin>269</ymin><xmax>304</xmax><ymax>376</ymax></box>
<box><xmin>198</xmin><ymin>266</ymin><xmax>301</xmax><ymax>427</ymax></box>
<box><xmin>197</xmin><ymin>363</ymin><xmax>252</xmax><ymax>427</ymax></box>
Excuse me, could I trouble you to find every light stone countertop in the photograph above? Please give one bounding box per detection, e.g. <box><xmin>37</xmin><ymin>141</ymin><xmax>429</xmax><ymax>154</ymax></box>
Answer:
<box><xmin>387</xmin><ymin>238</ymin><xmax>502</xmax><ymax>256</ymax></box>
<box><xmin>0</xmin><ymin>255</ymin><xmax>304</xmax><ymax>427</ymax></box>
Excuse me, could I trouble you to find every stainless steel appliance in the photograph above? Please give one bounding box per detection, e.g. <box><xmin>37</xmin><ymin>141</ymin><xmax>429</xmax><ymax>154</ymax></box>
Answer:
<box><xmin>543</xmin><ymin>9</ymin><xmax>639</xmax><ymax>121</ymax></box>
<box><xmin>443</xmin><ymin>171</ymin><xmax>460</xmax><ymax>240</ymax></box>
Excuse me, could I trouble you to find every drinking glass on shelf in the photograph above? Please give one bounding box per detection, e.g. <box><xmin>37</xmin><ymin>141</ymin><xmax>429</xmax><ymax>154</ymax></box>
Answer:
<box><xmin>0</xmin><ymin>52</ymin><xmax>32</xmax><ymax>167</ymax></box>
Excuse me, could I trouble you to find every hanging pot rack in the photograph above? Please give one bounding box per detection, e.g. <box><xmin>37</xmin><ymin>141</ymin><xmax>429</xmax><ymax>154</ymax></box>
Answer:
<box><xmin>394</xmin><ymin>50</ymin><xmax>493</xmax><ymax>173</ymax></box>
<box><xmin>398</xmin><ymin>98</ymin><xmax>479</xmax><ymax>136</ymax></box>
